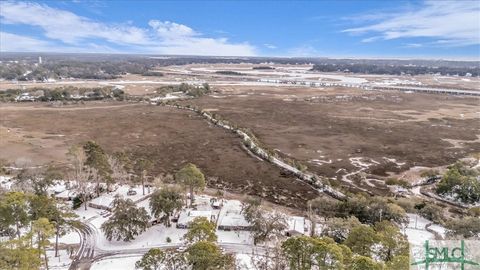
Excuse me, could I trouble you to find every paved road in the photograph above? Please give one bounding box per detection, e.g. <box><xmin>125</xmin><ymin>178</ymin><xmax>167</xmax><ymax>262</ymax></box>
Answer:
<box><xmin>68</xmin><ymin>217</ymin><xmax>265</xmax><ymax>270</ymax></box>
<box><xmin>69</xmin><ymin>222</ymin><xmax>96</xmax><ymax>270</ymax></box>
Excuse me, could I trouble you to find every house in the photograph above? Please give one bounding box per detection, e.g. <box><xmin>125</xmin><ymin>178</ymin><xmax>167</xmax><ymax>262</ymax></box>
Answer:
<box><xmin>55</xmin><ymin>190</ymin><xmax>77</xmax><ymax>201</ymax></box>
<box><xmin>217</xmin><ymin>200</ymin><xmax>251</xmax><ymax>231</ymax></box>
<box><xmin>88</xmin><ymin>185</ymin><xmax>144</xmax><ymax>210</ymax></box>
<box><xmin>286</xmin><ymin>216</ymin><xmax>307</xmax><ymax>236</ymax></box>
<box><xmin>15</xmin><ymin>93</ymin><xmax>36</xmax><ymax>102</ymax></box>
<box><xmin>176</xmin><ymin>210</ymin><xmax>215</xmax><ymax>229</ymax></box>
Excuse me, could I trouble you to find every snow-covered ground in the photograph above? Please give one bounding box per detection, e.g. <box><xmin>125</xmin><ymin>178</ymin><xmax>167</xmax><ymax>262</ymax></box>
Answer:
<box><xmin>47</xmin><ymin>249</ymin><xmax>74</xmax><ymax>270</ymax></box>
<box><xmin>404</xmin><ymin>213</ymin><xmax>446</xmax><ymax>246</ymax></box>
<box><xmin>84</xmin><ymin>192</ymin><xmax>257</xmax><ymax>251</ymax></box>
<box><xmin>90</xmin><ymin>255</ymin><xmax>141</xmax><ymax>270</ymax></box>
<box><xmin>90</xmin><ymin>253</ymin><xmax>256</xmax><ymax>270</ymax></box>
<box><xmin>0</xmin><ymin>175</ymin><xmax>13</xmax><ymax>190</ymax></box>
<box><xmin>88</xmin><ymin>185</ymin><xmax>149</xmax><ymax>210</ymax></box>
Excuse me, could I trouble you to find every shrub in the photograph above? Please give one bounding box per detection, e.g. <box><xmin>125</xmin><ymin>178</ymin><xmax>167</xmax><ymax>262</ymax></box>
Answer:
<box><xmin>385</xmin><ymin>178</ymin><xmax>410</xmax><ymax>188</ymax></box>
<box><xmin>72</xmin><ymin>195</ymin><xmax>82</xmax><ymax>209</ymax></box>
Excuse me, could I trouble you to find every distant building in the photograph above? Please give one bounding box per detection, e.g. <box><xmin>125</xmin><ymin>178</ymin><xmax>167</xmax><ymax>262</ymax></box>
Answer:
<box><xmin>38</xmin><ymin>56</ymin><xmax>42</xmax><ymax>64</ymax></box>
<box><xmin>15</xmin><ymin>93</ymin><xmax>36</xmax><ymax>102</ymax></box>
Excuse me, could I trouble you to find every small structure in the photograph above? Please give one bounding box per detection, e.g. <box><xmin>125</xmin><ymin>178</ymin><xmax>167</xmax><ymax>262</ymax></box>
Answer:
<box><xmin>15</xmin><ymin>93</ymin><xmax>36</xmax><ymax>102</ymax></box>
<box><xmin>210</xmin><ymin>197</ymin><xmax>222</xmax><ymax>209</ymax></box>
<box><xmin>55</xmin><ymin>190</ymin><xmax>77</xmax><ymax>201</ymax></box>
<box><xmin>176</xmin><ymin>210</ymin><xmax>215</xmax><ymax>229</ymax></box>
<box><xmin>286</xmin><ymin>216</ymin><xmax>306</xmax><ymax>236</ymax></box>
<box><xmin>217</xmin><ymin>200</ymin><xmax>251</xmax><ymax>231</ymax></box>
<box><xmin>88</xmin><ymin>185</ymin><xmax>145</xmax><ymax>210</ymax></box>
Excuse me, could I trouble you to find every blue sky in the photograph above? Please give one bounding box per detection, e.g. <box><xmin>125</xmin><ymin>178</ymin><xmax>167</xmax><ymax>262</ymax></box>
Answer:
<box><xmin>1</xmin><ymin>0</ymin><xmax>479</xmax><ymax>59</ymax></box>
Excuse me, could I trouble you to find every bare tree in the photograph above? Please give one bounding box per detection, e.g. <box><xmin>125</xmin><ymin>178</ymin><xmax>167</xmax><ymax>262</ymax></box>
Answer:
<box><xmin>108</xmin><ymin>155</ymin><xmax>128</xmax><ymax>189</ymax></box>
<box><xmin>247</xmin><ymin>245</ymin><xmax>287</xmax><ymax>270</ymax></box>
<box><xmin>67</xmin><ymin>145</ymin><xmax>92</xmax><ymax>210</ymax></box>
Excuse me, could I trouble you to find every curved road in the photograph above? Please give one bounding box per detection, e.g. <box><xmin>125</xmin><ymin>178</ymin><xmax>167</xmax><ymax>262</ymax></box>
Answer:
<box><xmin>69</xmin><ymin>218</ymin><xmax>266</xmax><ymax>270</ymax></box>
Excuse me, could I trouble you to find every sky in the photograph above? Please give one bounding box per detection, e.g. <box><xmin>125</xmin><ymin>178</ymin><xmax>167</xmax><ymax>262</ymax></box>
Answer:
<box><xmin>0</xmin><ymin>0</ymin><xmax>479</xmax><ymax>59</ymax></box>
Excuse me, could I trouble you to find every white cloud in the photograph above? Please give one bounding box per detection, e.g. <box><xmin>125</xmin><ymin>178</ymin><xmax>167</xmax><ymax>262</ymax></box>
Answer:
<box><xmin>0</xmin><ymin>32</ymin><xmax>52</xmax><ymax>52</ymax></box>
<box><xmin>404</xmin><ymin>43</ymin><xmax>423</xmax><ymax>48</ymax></box>
<box><xmin>148</xmin><ymin>20</ymin><xmax>197</xmax><ymax>39</ymax></box>
<box><xmin>343</xmin><ymin>0</ymin><xmax>480</xmax><ymax>47</ymax></box>
<box><xmin>0</xmin><ymin>1</ymin><xmax>150</xmax><ymax>45</ymax></box>
<box><xmin>0</xmin><ymin>31</ymin><xmax>118</xmax><ymax>53</ymax></box>
<box><xmin>264</xmin><ymin>43</ymin><xmax>277</xmax><ymax>49</ymax></box>
<box><xmin>0</xmin><ymin>1</ymin><xmax>256</xmax><ymax>56</ymax></box>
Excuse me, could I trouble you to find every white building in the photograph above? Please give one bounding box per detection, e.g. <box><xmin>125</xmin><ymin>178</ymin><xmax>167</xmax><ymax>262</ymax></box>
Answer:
<box><xmin>176</xmin><ymin>210</ymin><xmax>215</xmax><ymax>229</ymax></box>
<box><xmin>286</xmin><ymin>216</ymin><xmax>307</xmax><ymax>236</ymax></box>
<box><xmin>217</xmin><ymin>200</ymin><xmax>251</xmax><ymax>231</ymax></box>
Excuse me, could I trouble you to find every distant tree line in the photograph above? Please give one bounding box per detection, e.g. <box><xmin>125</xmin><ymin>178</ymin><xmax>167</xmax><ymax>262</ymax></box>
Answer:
<box><xmin>214</xmin><ymin>70</ymin><xmax>246</xmax><ymax>76</ymax></box>
<box><xmin>0</xmin><ymin>86</ymin><xmax>125</xmax><ymax>102</ymax></box>
<box><xmin>2</xmin><ymin>53</ymin><xmax>479</xmax><ymax>80</ymax></box>
<box><xmin>311</xmin><ymin>63</ymin><xmax>480</xmax><ymax>76</ymax></box>
<box><xmin>252</xmin><ymin>66</ymin><xmax>275</xmax><ymax>70</ymax></box>
<box><xmin>0</xmin><ymin>61</ymin><xmax>158</xmax><ymax>81</ymax></box>
<box><xmin>154</xmin><ymin>83</ymin><xmax>211</xmax><ymax>98</ymax></box>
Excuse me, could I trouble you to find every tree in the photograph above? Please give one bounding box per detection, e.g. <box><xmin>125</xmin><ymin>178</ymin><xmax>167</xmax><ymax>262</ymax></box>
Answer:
<box><xmin>242</xmin><ymin>197</ymin><xmax>261</xmax><ymax>222</ymax></box>
<box><xmin>183</xmin><ymin>217</ymin><xmax>217</xmax><ymax>243</ymax></box>
<box><xmin>338</xmin><ymin>195</ymin><xmax>408</xmax><ymax>226</ymax></box>
<box><xmin>175</xmin><ymin>163</ymin><xmax>206</xmax><ymax>207</ymax></box>
<box><xmin>446</xmin><ymin>217</ymin><xmax>480</xmax><ymax>238</ymax></box>
<box><xmin>308</xmin><ymin>196</ymin><xmax>339</xmax><ymax>221</ymax></box>
<box><xmin>344</xmin><ymin>225</ymin><xmax>378</xmax><ymax>257</ymax></box>
<box><xmin>242</xmin><ymin>198</ymin><xmax>287</xmax><ymax>245</ymax></box>
<box><xmin>135</xmin><ymin>248</ymin><xmax>165</xmax><ymax>270</ymax></box>
<box><xmin>108</xmin><ymin>155</ymin><xmax>128</xmax><ymax>188</ymax></box>
<box><xmin>374</xmin><ymin>221</ymin><xmax>409</xmax><ymax>262</ymax></box>
<box><xmin>0</xmin><ymin>235</ymin><xmax>42</xmax><ymax>270</ymax></box>
<box><xmin>67</xmin><ymin>145</ymin><xmax>92</xmax><ymax>210</ymax></box>
<box><xmin>32</xmin><ymin>218</ymin><xmax>55</xmax><ymax>270</ymax></box>
<box><xmin>313</xmin><ymin>237</ymin><xmax>348</xmax><ymax>270</ymax></box>
<box><xmin>249</xmin><ymin>244</ymin><xmax>287</xmax><ymax>270</ymax></box>
<box><xmin>101</xmin><ymin>196</ymin><xmax>150</xmax><ymax>241</ymax></box>
<box><xmin>84</xmin><ymin>141</ymin><xmax>112</xmax><ymax>194</ymax></box>
<box><xmin>282</xmin><ymin>236</ymin><xmax>321</xmax><ymax>270</ymax></box>
<box><xmin>321</xmin><ymin>217</ymin><xmax>362</xmax><ymax>243</ymax></box>
<box><xmin>436</xmin><ymin>161</ymin><xmax>480</xmax><ymax>204</ymax></box>
<box><xmin>149</xmin><ymin>188</ymin><xmax>183</xmax><ymax>227</ymax></box>
<box><xmin>282</xmin><ymin>236</ymin><xmax>350</xmax><ymax>270</ymax></box>
<box><xmin>417</xmin><ymin>202</ymin><xmax>444</xmax><ymax>223</ymax></box>
<box><xmin>351</xmin><ymin>255</ymin><xmax>383</xmax><ymax>270</ymax></box>
<box><xmin>163</xmin><ymin>249</ymin><xmax>188</xmax><ymax>270</ymax></box>
<box><xmin>186</xmin><ymin>241</ymin><xmax>234</xmax><ymax>270</ymax></box>
<box><xmin>42</xmin><ymin>165</ymin><xmax>64</xmax><ymax>191</ymax></box>
<box><xmin>0</xmin><ymin>192</ymin><xmax>29</xmax><ymax>238</ymax></box>
<box><xmin>385</xmin><ymin>255</ymin><xmax>409</xmax><ymax>270</ymax></box>
<box><xmin>251</xmin><ymin>212</ymin><xmax>287</xmax><ymax>245</ymax></box>
<box><xmin>134</xmin><ymin>158</ymin><xmax>153</xmax><ymax>195</ymax></box>
<box><xmin>14</xmin><ymin>167</ymin><xmax>49</xmax><ymax>195</ymax></box>
<box><xmin>50</xmin><ymin>202</ymin><xmax>77</xmax><ymax>257</ymax></box>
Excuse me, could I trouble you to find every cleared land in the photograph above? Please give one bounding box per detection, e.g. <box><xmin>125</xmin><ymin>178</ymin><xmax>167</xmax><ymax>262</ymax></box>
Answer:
<box><xmin>0</xmin><ymin>102</ymin><xmax>317</xmax><ymax>208</ymax></box>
